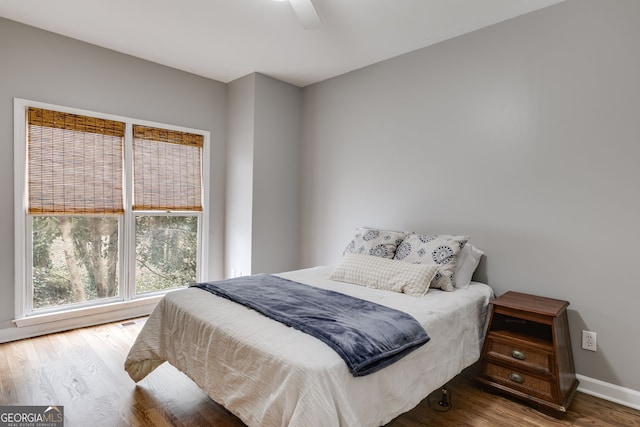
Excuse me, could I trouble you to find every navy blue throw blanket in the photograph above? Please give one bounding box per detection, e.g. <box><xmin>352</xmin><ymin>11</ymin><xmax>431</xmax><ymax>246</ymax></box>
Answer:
<box><xmin>191</xmin><ymin>274</ymin><xmax>430</xmax><ymax>376</ymax></box>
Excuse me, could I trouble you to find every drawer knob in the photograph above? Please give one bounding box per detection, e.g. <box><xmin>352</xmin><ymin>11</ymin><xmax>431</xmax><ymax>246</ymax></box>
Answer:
<box><xmin>508</xmin><ymin>372</ymin><xmax>524</xmax><ymax>383</ymax></box>
<box><xmin>511</xmin><ymin>350</ymin><xmax>526</xmax><ymax>360</ymax></box>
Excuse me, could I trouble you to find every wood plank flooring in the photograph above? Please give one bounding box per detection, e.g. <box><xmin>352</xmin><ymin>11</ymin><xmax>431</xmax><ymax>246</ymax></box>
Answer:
<box><xmin>1</xmin><ymin>318</ymin><xmax>639</xmax><ymax>426</ymax></box>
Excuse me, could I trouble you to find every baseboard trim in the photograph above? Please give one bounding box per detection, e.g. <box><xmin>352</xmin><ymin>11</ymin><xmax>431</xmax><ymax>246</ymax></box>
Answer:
<box><xmin>577</xmin><ymin>374</ymin><xmax>640</xmax><ymax>411</ymax></box>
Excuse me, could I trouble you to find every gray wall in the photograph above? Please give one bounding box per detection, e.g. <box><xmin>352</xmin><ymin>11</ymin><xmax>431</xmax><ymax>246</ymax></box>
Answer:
<box><xmin>226</xmin><ymin>73</ymin><xmax>301</xmax><ymax>277</ymax></box>
<box><xmin>252</xmin><ymin>73</ymin><xmax>301</xmax><ymax>274</ymax></box>
<box><xmin>300</xmin><ymin>0</ymin><xmax>640</xmax><ymax>391</ymax></box>
<box><xmin>0</xmin><ymin>18</ymin><xmax>227</xmax><ymax>329</ymax></box>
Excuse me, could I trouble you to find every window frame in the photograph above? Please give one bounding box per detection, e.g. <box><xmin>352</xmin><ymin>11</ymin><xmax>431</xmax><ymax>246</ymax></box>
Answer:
<box><xmin>14</xmin><ymin>98</ymin><xmax>210</xmax><ymax>325</ymax></box>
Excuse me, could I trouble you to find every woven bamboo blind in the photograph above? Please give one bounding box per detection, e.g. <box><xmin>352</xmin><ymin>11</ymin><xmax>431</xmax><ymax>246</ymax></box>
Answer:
<box><xmin>27</xmin><ymin>108</ymin><xmax>125</xmax><ymax>215</ymax></box>
<box><xmin>132</xmin><ymin>125</ymin><xmax>203</xmax><ymax>211</ymax></box>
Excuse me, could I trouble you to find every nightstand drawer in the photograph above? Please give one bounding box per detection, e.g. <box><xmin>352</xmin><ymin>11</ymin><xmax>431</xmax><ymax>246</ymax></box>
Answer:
<box><xmin>484</xmin><ymin>362</ymin><xmax>554</xmax><ymax>400</ymax></box>
<box><xmin>486</xmin><ymin>336</ymin><xmax>552</xmax><ymax>373</ymax></box>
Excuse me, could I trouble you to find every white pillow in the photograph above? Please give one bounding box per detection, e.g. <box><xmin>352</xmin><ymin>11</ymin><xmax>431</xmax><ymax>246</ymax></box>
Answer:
<box><xmin>394</xmin><ymin>234</ymin><xmax>468</xmax><ymax>291</ymax></box>
<box><xmin>454</xmin><ymin>244</ymin><xmax>484</xmax><ymax>289</ymax></box>
<box><xmin>330</xmin><ymin>253</ymin><xmax>438</xmax><ymax>297</ymax></box>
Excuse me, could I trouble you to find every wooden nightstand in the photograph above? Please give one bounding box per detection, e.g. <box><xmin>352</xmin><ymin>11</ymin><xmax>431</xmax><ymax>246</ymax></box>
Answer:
<box><xmin>476</xmin><ymin>291</ymin><xmax>579</xmax><ymax>417</ymax></box>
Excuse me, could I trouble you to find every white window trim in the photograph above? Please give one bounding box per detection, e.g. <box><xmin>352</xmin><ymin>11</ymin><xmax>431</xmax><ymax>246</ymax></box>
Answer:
<box><xmin>13</xmin><ymin>98</ymin><xmax>210</xmax><ymax>328</ymax></box>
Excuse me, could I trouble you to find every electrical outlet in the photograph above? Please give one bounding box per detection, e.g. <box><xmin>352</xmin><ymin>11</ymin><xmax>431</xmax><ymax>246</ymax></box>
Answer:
<box><xmin>582</xmin><ymin>330</ymin><xmax>597</xmax><ymax>352</ymax></box>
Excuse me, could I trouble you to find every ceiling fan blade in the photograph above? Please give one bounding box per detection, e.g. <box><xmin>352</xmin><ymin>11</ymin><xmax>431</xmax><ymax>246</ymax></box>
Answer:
<box><xmin>289</xmin><ymin>0</ymin><xmax>322</xmax><ymax>29</ymax></box>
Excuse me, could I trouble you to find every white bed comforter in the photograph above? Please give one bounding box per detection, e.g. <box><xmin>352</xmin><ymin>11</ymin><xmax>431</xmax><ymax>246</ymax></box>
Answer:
<box><xmin>125</xmin><ymin>266</ymin><xmax>493</xmax><ymax>427</ymax></box>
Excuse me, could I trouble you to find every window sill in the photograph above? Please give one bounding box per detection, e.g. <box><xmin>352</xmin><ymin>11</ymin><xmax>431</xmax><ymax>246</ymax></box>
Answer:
<box><xmin>13</xmin><ymin>295</ymin><xmax>163</xmax><ymax>328</ymax></box>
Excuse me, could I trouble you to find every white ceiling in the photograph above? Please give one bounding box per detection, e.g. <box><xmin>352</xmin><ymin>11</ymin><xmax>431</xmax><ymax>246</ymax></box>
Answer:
<box><xmin>0</xmin><ymin>0</ymin><xmax>565</xmax><ymax>87</ymax></box>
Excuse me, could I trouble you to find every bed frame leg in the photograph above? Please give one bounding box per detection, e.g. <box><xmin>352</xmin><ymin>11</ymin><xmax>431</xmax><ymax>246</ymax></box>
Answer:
<box><xmin>438</xmin><ymin>387</ymin><xmax>450</xmax><ymax>408</ymax></box>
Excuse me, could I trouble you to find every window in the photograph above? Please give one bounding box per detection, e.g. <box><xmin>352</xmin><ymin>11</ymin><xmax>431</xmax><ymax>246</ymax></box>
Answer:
<box><xmin>131</xmin><ymin>125</ymin><xmax>204</xmax><ymax>295</ymax></box>
<box><xmin>14</xmin><ymin>100</ymin><xmax>209</xmax><ymax>320</ymax></box>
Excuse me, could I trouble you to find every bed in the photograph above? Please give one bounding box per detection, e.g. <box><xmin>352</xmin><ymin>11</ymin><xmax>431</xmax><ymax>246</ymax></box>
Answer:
<box><xmin>125</xmin><ymin>264</ymin><xmax>493</xmax><ymax>427</ymax></box>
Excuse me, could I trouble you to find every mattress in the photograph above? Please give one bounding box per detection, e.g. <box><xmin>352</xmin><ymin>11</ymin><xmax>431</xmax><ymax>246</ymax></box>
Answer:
<box><xmin>125</xmin><ymin>265</ymin><xmax>494</xmax><ymax>427</ymax></box>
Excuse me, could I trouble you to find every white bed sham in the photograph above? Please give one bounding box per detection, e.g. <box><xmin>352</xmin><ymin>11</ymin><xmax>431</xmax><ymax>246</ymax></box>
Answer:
<box><xmin>125</xmin><ymin>265</ymin><xmax>494</xmax><ymax>427</ymax></box>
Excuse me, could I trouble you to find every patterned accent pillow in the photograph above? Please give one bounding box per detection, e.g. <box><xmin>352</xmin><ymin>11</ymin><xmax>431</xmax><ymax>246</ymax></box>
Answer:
<box><xmin>394</xmin><ymin>234</ymin><xmax>469</xmax><ymax>291</ymax></box>
<box><xmin>330</xmin><ymin>253</ymin><xmax>439</xmax><ymax>297</ymax></box>
<box><xmin>343</xmin><ymin>228</ymin><xmax>407</xmax><ymax>259</ymax></box>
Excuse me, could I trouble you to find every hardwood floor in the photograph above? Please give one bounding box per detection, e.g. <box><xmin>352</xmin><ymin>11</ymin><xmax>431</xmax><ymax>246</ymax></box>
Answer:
<box><xmin>1</xmin><ymin>318</ymin><xmax>639</xmax><ymax>427</ymax></box>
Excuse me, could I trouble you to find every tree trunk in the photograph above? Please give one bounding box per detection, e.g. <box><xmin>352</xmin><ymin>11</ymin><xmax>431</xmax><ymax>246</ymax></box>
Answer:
<box><xmin>59</xmin><ymin>217</ymin><xmax>86</xmax><ymax>302</ymax></box>
<box><xmin>89</xmin><ymin>218</ymin><xmax>107</xmax><ymax>297</ymax></box>
<box><xmin>89</xmin><ymin>218</ymin><xmax>119</xmax><ymax>298</ymax></box>
<box><xmin>106</xmin><ymin>220</ymin><xmax>119</xmax><ymax>296</ymax></box>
